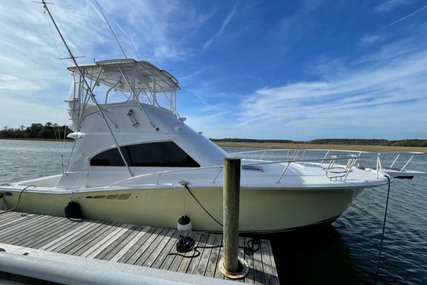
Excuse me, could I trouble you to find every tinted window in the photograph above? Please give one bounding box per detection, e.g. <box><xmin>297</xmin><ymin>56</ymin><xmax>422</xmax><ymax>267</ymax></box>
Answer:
<box><xmin>90</xmin><ymin>141</ymin><xmax>200</xmax><ymax>167</ymax></box>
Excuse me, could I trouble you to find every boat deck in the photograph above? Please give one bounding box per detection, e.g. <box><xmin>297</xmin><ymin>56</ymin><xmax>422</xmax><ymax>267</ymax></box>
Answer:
<box><xmin>0</xmin><ymin>210</ymin><xmax>279</xmax><ymax>284</ymax></box>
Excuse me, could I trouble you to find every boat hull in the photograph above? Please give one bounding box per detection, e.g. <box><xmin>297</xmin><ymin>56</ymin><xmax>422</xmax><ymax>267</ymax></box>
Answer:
<box><xmin>1</xmin><ymin>186</ymin><xmax>362</xmax><ymax>233</ymax></box>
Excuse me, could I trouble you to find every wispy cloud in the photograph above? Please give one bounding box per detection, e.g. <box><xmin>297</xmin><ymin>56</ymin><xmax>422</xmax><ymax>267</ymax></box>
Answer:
<box><xmin>376</xmin><ymin>0</ymin><xmax>413</xmax><ymax>12</ymax></box>
<box><xmin>100</xmin><ymin>0</ymin><xmax>216</xmax><ymax>62</ymax></box>
<box><xmin>381</xmin><ymin>4</ymin><xmax>427</xmax><ymax>29</ymax></box>
<box><xmin>358</xmin><ymin>35</ymin><xmax>382</xmax><ymax>46</ymax></box>
<box><xmin>235</xmin><ymin>47</ymin><xmax>427</xmax><ymax>139</ymax></box>
<box><xmin>0</xmin><ymin>74</ymin><xmax>42</xmax><ymax>93</ymax></box>
<box><xmin>203</xmin><ymin>3</ymin><xmax>238</xmax><ymax>51</ymax></box>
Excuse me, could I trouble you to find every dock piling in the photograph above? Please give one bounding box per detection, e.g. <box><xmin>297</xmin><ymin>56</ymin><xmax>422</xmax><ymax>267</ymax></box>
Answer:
<box><xmin>220</xmin><ymin>158</ymin><xmax>248</xmax><ymax>279</ymax></box>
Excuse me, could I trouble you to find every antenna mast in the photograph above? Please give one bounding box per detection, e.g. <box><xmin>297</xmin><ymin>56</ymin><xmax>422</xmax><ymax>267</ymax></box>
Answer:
<box><xmin>93</xmin><ymin>0</ymin><xmax>127</xmax><ymax>59</ymax></box>
<box><xmin>39</xmin><ymin>0</ymin><xmax>134</xmax><ymax>177</ymax></box>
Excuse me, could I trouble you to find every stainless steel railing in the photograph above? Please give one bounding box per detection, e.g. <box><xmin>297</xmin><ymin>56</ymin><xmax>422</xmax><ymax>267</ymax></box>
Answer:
<box><xmin>108</xmin><ymin>149</ymin><xmax>385</xmax><ymax>187</ymax></box>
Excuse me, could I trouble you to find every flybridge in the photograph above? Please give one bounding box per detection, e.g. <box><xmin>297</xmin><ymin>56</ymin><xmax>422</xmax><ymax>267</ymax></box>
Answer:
<box><xmin>67</xmin><ymin>59</ymin><xmax>180</xmax><ymax>93</ymax></box>
<box><xmin>66</xmin><ymin>59</ymin><xmax>180</xmax><ymax>130</ymax></box>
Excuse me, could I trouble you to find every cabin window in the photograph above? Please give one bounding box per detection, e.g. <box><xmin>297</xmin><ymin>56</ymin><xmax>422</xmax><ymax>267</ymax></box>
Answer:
<box><xmin>90</xmin><ymin>141</ymin><xmax>200</xmax><ymax>167</ymax></box>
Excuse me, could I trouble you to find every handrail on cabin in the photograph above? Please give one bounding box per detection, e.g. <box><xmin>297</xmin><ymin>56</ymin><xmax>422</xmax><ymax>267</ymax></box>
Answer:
<box><xmin>108</xmin><ymin>150</ymin><xmax>375</xmax><ymax>187</ymax></box>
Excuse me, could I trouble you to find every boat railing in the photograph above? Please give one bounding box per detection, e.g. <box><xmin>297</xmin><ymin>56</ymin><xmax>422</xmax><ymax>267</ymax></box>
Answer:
<box><xmin>230</xmin><ymin>149</ymin><xmax>309</xmax><ymax>161</ymax></box>
<box><xmin>388</xmin><ymin>152</ymin><xmax>424</xmax><ymax>172</ymax></box>
<box><xmin>324</xmin><ymin>154</ymin><xmax>359</xmax><ymax>181</ymax></box>
<box><xmin>108</xmin><ymin>151</ymin><xmax>383</xmax><ymax>187</ymax></box>
<box><xmin>378</xmin><ymin>152</ymin><xmax>427</xmax><ymax>179</ymax></box>
<box><xmin>376</xmin><ymin>154</ymin><xmax>383</xmax><ymax>179</ymax></box>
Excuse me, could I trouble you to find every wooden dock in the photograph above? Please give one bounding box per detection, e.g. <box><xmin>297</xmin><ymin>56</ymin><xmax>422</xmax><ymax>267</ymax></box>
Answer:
<box><xmin>0</xmin><ymin>211</ymin><xmax>279</xmax><ymax>284</ymax></box>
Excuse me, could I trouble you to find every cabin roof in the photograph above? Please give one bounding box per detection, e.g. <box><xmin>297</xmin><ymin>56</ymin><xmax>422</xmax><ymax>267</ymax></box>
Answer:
<box><xmin>67</xmin><ymin>59</ymin><xmax>180</xmax><ymax>92</ymax></box>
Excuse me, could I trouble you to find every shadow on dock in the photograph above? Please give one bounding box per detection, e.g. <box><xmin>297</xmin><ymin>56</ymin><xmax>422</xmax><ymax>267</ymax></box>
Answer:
<box><xmin>260</xmin><ymin>224</ymin><xmax>363</xmax><ymax>285</ymax></box>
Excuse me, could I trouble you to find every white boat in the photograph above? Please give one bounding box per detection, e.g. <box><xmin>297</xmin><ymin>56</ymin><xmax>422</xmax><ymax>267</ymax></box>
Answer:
<box><xmin>0</xmin><ymin>59</ymin><xmax>392</xmax><ymax>233</ymax></box>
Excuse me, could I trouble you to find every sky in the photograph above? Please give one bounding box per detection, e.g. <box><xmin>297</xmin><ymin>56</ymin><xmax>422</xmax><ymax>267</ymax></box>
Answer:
<box><xmin>1</xmin><ymin>0</ymin><xmax>427</xmax><ymax>141</ymax></box>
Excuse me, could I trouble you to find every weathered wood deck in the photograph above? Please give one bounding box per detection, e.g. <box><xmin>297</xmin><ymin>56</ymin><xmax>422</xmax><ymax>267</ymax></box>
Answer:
<box><xmin>0</xmin><ymin>211</ymin><xmax>279</xmax><ymax>284</ymax></box>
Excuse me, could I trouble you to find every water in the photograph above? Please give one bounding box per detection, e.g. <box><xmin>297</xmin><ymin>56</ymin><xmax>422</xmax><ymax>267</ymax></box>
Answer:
<box><xmin>231</xmin><ymin>148</ymin><xmax>427</xmax><ymax>285</ymax></box>
<box><xmin>267</xmin><ymin>179</ymin><xmax>427</xmax><ymax>285</ymax></box>
<box><xmin>1</xmin><ymin>140</ymin><xmax>426</xmax><ymax>284</ymax></box>
<box><xmin>0</xmin><ymin>140</ymin><xmax>72</xmax><ymax>182</ymax></box>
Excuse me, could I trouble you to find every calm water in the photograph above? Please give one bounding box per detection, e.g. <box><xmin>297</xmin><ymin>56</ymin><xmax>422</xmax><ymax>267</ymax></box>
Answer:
<box><xmin>1</xmin><ymin>140</ymin><xmax>426</xmax><ymax>284</ymax></box>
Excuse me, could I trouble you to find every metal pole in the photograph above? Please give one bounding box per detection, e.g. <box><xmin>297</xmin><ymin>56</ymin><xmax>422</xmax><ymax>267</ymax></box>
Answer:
<box><xmin>40</xmin><ymin>0</ymin><xmax>133</xmax><ymax>177</ymax></box>
<box><xmin>223</xmin><ymin>158</ymin><xmax>241</xmax><ymax>273</ymax></box>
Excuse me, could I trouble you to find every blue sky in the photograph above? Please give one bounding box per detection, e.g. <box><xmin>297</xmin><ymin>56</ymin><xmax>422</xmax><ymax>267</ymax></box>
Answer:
<box><xmin>1</xmin><ymin>0</ymin><xmax>427</xmax><ymax>140</ymax></box>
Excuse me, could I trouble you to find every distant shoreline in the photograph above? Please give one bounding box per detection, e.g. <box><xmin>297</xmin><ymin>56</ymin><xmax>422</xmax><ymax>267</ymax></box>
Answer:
<box><xmin>2</xmin><ymin>138</ymin><xmax>426</xmax><ymax>153</ymax></box>
<box><xmin>215</xmin><ymin>141</ymin><xmax>427</xmax><ymax>153</ymax></box>
<box><xmin>0</xmin><ymin>138</ymin><xmax>72</xmax><ymax>142</ymax></box>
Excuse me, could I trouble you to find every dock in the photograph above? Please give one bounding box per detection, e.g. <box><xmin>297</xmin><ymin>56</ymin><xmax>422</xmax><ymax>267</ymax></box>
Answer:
<box><xmin>0</xmin><ymin>210</ymin><xmax>279</xmax><ymax>284</ymax></box>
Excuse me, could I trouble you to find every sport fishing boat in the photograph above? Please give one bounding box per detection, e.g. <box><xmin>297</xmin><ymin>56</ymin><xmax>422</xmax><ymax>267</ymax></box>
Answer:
<box><xmin>0</xmin><ymin>58</ymin><xmax>391</xmax><ymax>233</ymax></box>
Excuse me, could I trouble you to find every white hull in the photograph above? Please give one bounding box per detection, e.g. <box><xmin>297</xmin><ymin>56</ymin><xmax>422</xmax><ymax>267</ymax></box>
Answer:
<box><xmin>2</xmin><ymin>184</ymin><xmax>362</xmax><ymax>233</ymax></box>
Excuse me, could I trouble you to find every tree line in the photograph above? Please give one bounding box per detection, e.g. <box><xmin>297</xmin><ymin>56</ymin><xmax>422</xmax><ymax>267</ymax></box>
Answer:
<box><xmin>309</xmin><ymin>138</ymin><xmax>427</xmax><ymax>147</ymax></box>
<box><xmin>212</xmin><ymin>138</ymin><xmax>427</xmax><ymax>147</ymax></box>
<box><xmin>2</xmin><ymin>126</ymin><xmax>426</xmax><ymax>147</ymax></box>
<box><xmin>1</xmin><ymin>123</ymin><xmax>72</xmax><ymax>140</ymax></box>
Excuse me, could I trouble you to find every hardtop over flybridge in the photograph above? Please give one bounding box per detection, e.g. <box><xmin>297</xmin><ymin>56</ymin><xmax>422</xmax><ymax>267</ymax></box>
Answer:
<box><xmin>0</xmin><ymin>58</ymin><xmax>397</xmax><ymax>233</ymax></box>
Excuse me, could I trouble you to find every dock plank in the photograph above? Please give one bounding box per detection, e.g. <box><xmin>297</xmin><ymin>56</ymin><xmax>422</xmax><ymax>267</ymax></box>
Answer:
<box><xmin>98</xmin><ymin>226</ymin><xmax>141</xmax><ymax>261</ymax></box>
<box><xmin>196</xmin><ymin>233</ymin><xmax>217</xmax><ymax>276</ymax></box>
<box><xmin>159</xmin><ymin>230</ymin><xmax>189</xmax><ymax>271</ymax></box>
<box><xmin>260</xmin><ymin>239</ymin><xmax>279</xmax><ymax>285</ymax></box>
<box><xmin>243</xmin><ymin>236</ymin><xmax>256</xmax><ymax>284</ymax></box>
<box><xmin>109</xmin><ymin>226</ymin><xmax>150</xmax><ymax>262</ymax></box>
<box><xmin>39</xmin><ymin>221</ymin><xmax>101</xmax><ymax>251</ymax></box>
<box><xmin>1</xmin><ymin>216</ymin><xmax>61</xmax><ymax>246</ymax></box>
<box><xmin>56</xmin><ymin>222</ymin><xmax>111</xmax><ymax>254</ymax></box>
<box><xmin>213</xmin><ymin>234</ymin><xmax>225</xmax><ymax>280</ymax></box>
<box><xmin>0</xmin><ymin>211</ymin><xmax>280</xmax><ymax>284</ymax></box>
<box><xmin>0</xmin><ymin>214</ymin><xmax>50</xmax><ymax>241</ymax></box>
<box><xmin>187</xmin><ymin>232</ymin><xmax>210</xmax><ymax>275</ymax></box>
<box><xmin>142</xmin><ymin>228</ymin><xmax>176</xmax><ymax>267</ymax></box>
<box><xmin>18</xmin><ymin>217</ymin><xmax>70</xmax><ymax>248</ymax></box>
<box><xmin>117</xmin><ymin>226</ymin><xmax>157</xmax><ymax>264</ymax></box>
<box><xmin>125</xmin><ymin>226</ymin><xmax>164</xmax><ymax>265</ymax></box>
<box><xmin>0</xmin><ymin>212</ymin><xmax>34</xmax><ymax>226</ymax></box>
<box><xmin>62</xmin><ymin>222</ymin><xmax>113</xmax><ymax>255</ymax></box>
<box><xmin>0</xmin><ymin>211</ymin><xmax>18</xmax><ymax>221</ymax></box>
<box><xmin>205</xmin><ymin>233</ymin><xmax>223</xmax><ymax>278</ymax></box>
<box><xmin>84</xmin><ymin>224</ymin><xmax>133</xmax><ymax>258</ymax></box>
<box><xmin>150</xmin><ymin>229</ymin><xmax>183</xmax><ymax>269</ymax></box>
<box><xmin>175</xmin><ymin>231</ymin><xmax>202</xmax><ymax>273</ymax></box>
<box><xmin>252</xmin><ymin>237</ymin><xmax>265</xmax><ymax>285</ymax></box>
<box><xmin>133</xmin><ymin>227</ymin><xmax>171</xmax><ymax>266</ymax></box>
